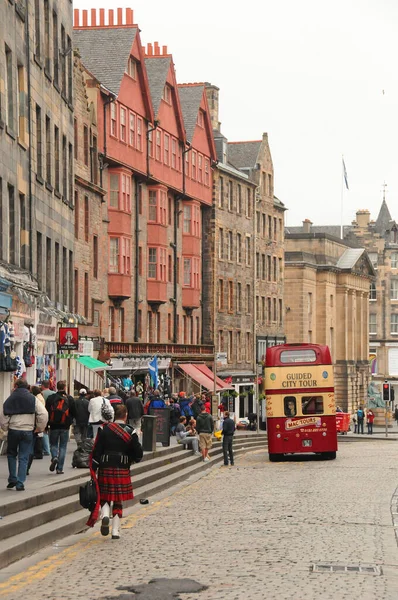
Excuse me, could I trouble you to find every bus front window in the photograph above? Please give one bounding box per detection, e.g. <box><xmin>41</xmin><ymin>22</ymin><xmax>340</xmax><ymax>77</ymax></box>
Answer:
<box><xmin>284</xmin><ymin>396</ymin><xmax>297</xmax><ymax>417</ymax></box>
<box><xmin>302</xmin><ymin>396</ymin><xmax>324</xmax><ymax>415</ymax></box>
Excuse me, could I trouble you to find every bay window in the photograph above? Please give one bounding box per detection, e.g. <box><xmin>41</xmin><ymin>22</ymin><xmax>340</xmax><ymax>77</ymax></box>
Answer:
<box><xmin>148</xmin><ymin>129</ymin><xmax>153</xmax><ymax>156</ymax></box>
<box><xmin>148</xmin><ymin>188</ymin><xmax>167</xmax><ymax>224</ymax></box>
<box><xmin>164</xmin><ymin>134</ymin><xmax>170</xmax><ymax>165</ymax></box>
<box><xmin>137</xmin><ymin>117</ymin><xmax>142</xmax><ymax>151</ymax></box>
<box><xmin>109</xmin><ymin>238</ymin><xmax>119</xmax><ymax>272</ymax></box>
<box><xmin>129</xmin><ymin>112</ymin><xmax>135</xmax><ymax>147</ymax></box>
<box><xmin>109</xmin><ymin>173</ymin><xmax>119</xmax><ymax>208</ymax></box>
<box><xmin>192</xmin><ymin>151</ymin><xmax>197</xmax><ymax>180</ymax></box>
<box><xmin>183</xmin><ymin>204</ymin><xmax>191</xmax><ymax>233</ymax></box>
<box><xmin>183</xmin><ymin>258</ymin><xmax>191</xmax><ymax>286</ymax></box>
<box><xmin>171</xmin><ymin>138</ymin><xmax>177</xmax><ymax>168</ymax></box>
<box><xmin>149</xmin><ymin>191</ymin><xmax>157</xmax><ymax>221</ymax></box>
<box><xmin>193</xmin><ymin>205</ymin><xmax>200</xmax><ymax>237</ymax></box>
<box><xmin>148</xmin><ymin>247</ymin><xmax>157</xmax><ymax>278</ymax></box>
<box><xmin>148</xmin><ymin>247</ymin><xmax>166</xmax><ymax>281</ymax></box>
<box><xmin>198</xmin><ymin>154</ymin><xmax>203</xmax><ymax>182</ymax></box>
<box><xmin>120</xmin><ymin>107</ymin><xmax>126</xmax><ymax>142</ymax></box>
<box><xmin>121</xmin><ymin>174</ymin><xmax>131</xmax><ymax>212</ymax></box>
<box><xmin>183</xmin><ymin>257</ymin><xmax>200</xmax><ymax>288</ymax></box>
<box><xmin>156</xmin><ymin>130</ymin><xmax>162</xmax><ymax>161</ymax></box>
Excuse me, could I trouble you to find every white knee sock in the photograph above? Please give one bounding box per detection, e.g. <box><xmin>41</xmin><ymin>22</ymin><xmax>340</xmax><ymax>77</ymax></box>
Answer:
<box><xmin>112</xmin><ymin>514</ymin><xmax>120</xmax><ymax>538</ymax></box>
<box><xmin>101</xmin><ymin>502</ymin><xmax>110</xmax><ymax>520</ymax></box>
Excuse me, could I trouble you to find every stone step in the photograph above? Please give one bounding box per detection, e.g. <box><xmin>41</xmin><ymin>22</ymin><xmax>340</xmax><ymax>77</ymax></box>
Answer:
<box><xmin>0</xmin><ymin>437</ymin><xmax>267</xmax><ymax>569</ymax></box>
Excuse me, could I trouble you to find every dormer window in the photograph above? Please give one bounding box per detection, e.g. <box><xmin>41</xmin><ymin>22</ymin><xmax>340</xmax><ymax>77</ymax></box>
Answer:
<box><xmin>197</xmin><ymin>110</ymin><xmax>204</xmax><ymax>127</ymax></box>
<box><xmin>127</xmin><ymin>57</ymin><xmax>137</xmax><ymax>79</ymax></box>
<box><xmin>163</xmin><ymin>84</ymin><xmax>171</xmax><ymax>104</ymax></box>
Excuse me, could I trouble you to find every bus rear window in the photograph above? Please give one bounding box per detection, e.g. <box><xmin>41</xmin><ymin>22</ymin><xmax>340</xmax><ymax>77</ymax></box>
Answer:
<box><xmin>280</xmin><ymin>349</ymin><xmax>316</xmax><ymax>363</ymax></box>
<box><xmin>302</xmin><ymin>396</ymin><xmax>324</xmax><ymax>414</ymax></box>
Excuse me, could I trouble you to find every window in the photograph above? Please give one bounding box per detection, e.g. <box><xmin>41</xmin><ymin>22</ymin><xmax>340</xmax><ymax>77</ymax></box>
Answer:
<box><xmin>156</xmin><ymin>130</ymin><xmax>162</xmax><ymax>161</ymax></box>
<box><xmin>262</xmin><ymin>297</ymin><xmax>266</xmax><ymax>322</ymax></box>
<box><xmin>17</xmin><ymin>65</ymin><xmax>26</xmax><ymax>143</ymax></box>
<box><xmin>391</xmin><ymin>280</ymin><xmax>398</xmax><ymax>300</ymax></box>
<box><xmin>273</xmin><ymin>298</ymin><xmax>277</xmax><ymax>321</ymax></box>
<box><xmin>183</xmin><ymin>258</ymin><xmax>191</xmax><ymax>286</ymax></box>
<box><xmin>262</xmin><ymin>214</ymin><xmax>266</xmax><ymax>237</ymax></box>
<box><xmin>205</xmin><ymin>158</ymin><xmax>210</xmax><ymax>186</ymax></box>
<box><xmin>370</xmin><ymin>283</ymin><xmax>376</xmax><ymax>301</ymax></box>
<box><xmin>168</xmin><ymin>254</ymin><xmax>172</xmax><ymax>282</ymax></box>
<box><xmin>74</xmin><ymin>192</ymin><xmax>79</xmax><ymax>238</ymax></box>
<box><xmin>20</xmin><ymin>194</ymin><xmax>27</xmax><ymax>269</ymax></box>
<box><xmin>219</xmin><ymin>176</ymin><xmax>224</xmax><ymax>208</ymax></box>
<box><xmin>262</xmin><ymin>254</ymin><xmax>266</xmax><ymax>280</ymax></box>
<box><xmin>280</xmin><ymin>348</ymin><xmax>317</xmax><ymax>364</ymax></box>
<box><xmin>218</xmin><ymin>331</ymin><xmax>224</xmax><ymax>352</ymax></box>
<box><xmin>183</xmin><ymin>204</ymin><xmax>191</xmax><ymax>234</ymax></box>
<box><xmin>61</xmin><ymin>25</ymin><xmax>66</xmax><ymax>94</ymax></box>
<box><xmin>218</xmin><ymin>279</ymin><xmax>224</xmax><ymax>310</ymax></box>
<box><xmin>127</xmin><ymin>57</ymin><xmax>137</xmax><ymax>78</ymax></box>
<box><xmin>246</xmin><ymin>188</ymin><xmax>251</xmax><ymax>217</ymax></box>
<box><xmin>9</xmin><ymin>185</ymin><xmax>16</xmax><ymax>265</ymax></box>
<box><xmin>245</xmin><ymin>237</ymin><xmax>251</xmax><ymax>265</ymax></box>
<box><xmin>62</xmin><ymin>135</ymin><xmax>67</xmax><ymax>200</ymax></box>
<box><xmin>256</xmin><ymin>252</ymin><xmax>260</xmax><ymax>277</ymax></box>
<box><xmin>36</xmin><ymin>232</ymin><xmax>42</xmax><ymax>287</ymax></box>
<box><xmin>93</xmin><ymin>236</ymin><xmax>98</xmax><ymax>278</ymax></box>
<box><xmin>267</xmin><ymin>255</ymin><xmax>271</xmax><ymax>281</ymax></box>
<box><xmin>121</xmin><ymin>237</ymin><xmax>131</xmax><ymax>274</ymax></box>
<box><xmin>246</xmin><ymin>332</ymin><xmax>251</xmax><ymax>362</ymax></box>
<box><xmin>149</xmin><ymin>190</ymin><xmax>157</xmax><ymax>221</ymax></box>
<box><xmin>198</xmin><ymin>154</ymin><xmax>203</xmax><ymax>183</ymax></box>
<box><xmin>53</xmin><ymin>11</ymin><xmax>58</xmax><ymax>86</ymax></box>
<box><xmin>43</xmin><ymin>0</ymin><xmax>50</xmax><ymax>70</ymax></box>
<box><xmin>5</xmin><ymin>45</ymin><xmax>13</xmax><ymax>129</ymax></box>
<box><xmin>302</xmin><ymin>396</ymin><xmax>324</xmax><ymax>415</ymax></box>
<box><xmin>62</xmin><ymin>247</ymin><xmax>68</xmax><ymax>307</ymax></box>
<box><xmin>284</xmin><ymin>397</ymin><xmax>297</xmax><ymax>417</ymax></box>
<box><xmin>110</xmin><ymin>103</ymin><xmax>117</xmax><ymax>137</ymax></box>
<box><xmin>192</xmin><ymin>151</ymin><xmax>197</xmax><ymax>179</ymax></box>
<box><xmin>36</xmin><ymin>105</ymin><xmax>42</xmax><ymax>178</ymax></box>
<box><xmin>228</xmin><ymin>181</ymin><xmax>233</xmax><ymax>211</ymax></box>
<box><xmin>193</xmin><ymin>257</ymin><xmax>200</xmax><ymax>289</ymax></box>
<box><xmin>163</xmin><ymin>84</ymin><xmax>171</xmax><ymax>103</ymax></box>
<box><xmin>197</xmin><ymin>110</ymin><xmax>204</xmax><ymax>127</ymax></box>
<box><xmin>110</xmin><ymin>173</ymin><xmax>119</xmax><ymax>208</ymax></box>
<box><xmin>236</xmin><ymin>332</ymin><xmax>241</xmax><ymax>362</ymax></box>
<box><xmin>193</xmin><ymin>205</ymin><xmax>200</xmax><ymax>237</ymax></box>
<box><xmin>171</xmin><ymin>138</ymin><xmax>177</xmax><ymax>169</ymax></box>
<box><xmin>137</xmin><ymin>117</ymin><xmax>142</xmax><ymax>151</ymax></box>
<box><xmin>237</xmin><ymin>282</ymin><xmax>242</xmax><ymax>312</ymax></box>
<box><xmin>46</xmin><ymin>236</ymin><xmax>51</xmax><ymax>298</ymax></box>
<box><xmin>219</xmin><ymin>228</ymin><xmax>224</xmax><ymax>259</ymax></box>
<box><xmin>237</xmin><ymin>185</ymin><xmax>242</xmax><ymax>214</ymax></box>
<box><xmin>273</xmin><ymin>257</ymin><xmax>277</xmax><ymax>281</ymax></box>
<box><xmin>256</xmin><ymin>211</ymin><xmax>261</xmax><ymax>234</ymax></box>
<box><xmin>278</xmin><ymin>257</ymin><xmax>282</xmax><ymax>280</ymax></box>
<box><xmin>91</xmin><ymin>136</ymin><xmax>98</xmax><ymax>185</ymax></box>
<box><xmin>227</xmin><ymin>231</ymin><xmax>233</xmax><ymax>261</ymax></box>
<box><xmin>120</xmin><ymin>107</ymin><xmax>126</xmax><ymax>142</ymax></box>
<box><xmin>369</xmin><ymin>314</ymin><xmax>377</xmax><ymax>334</ymax></box>
<box><xmin>54</xmin><ymin>243</ymin><xmax>60</xmax><ymax>303</ymax></box>
<box><xmin>228</xmin><ymin>331</ymin><xmax>233</xmax><ymax>363</ymax></box>
<box><xmin>392</xmin><ymin>253</ymin><xmax>398</xmax><ymax>269</ymax></box>
<box><xmin>67</xmin><ymin>36</ymin><xmax>72</xmax><ymax>103</ymax></box>
<box><xmin>74</xmin><ymin>269</ymin><xmax>78</xmax><ymax>313</ymax></box>
<box><xmin>83</xmin><ymin>125</ymin><xmax>89</xmax><ymax>166</ymax></box>
<box><xmin>148</xmin><ymin>248</ymin><xmax>157</xmax><ymax>279</ymax></box>
<box><xmin>246</xmin><ymin>284</ymin><xmax>251</xmax><ymax>313</ymax></box>
<box><xmin>148</xmin><ymin>189</ymin><xmax>166</xmax><ymax>224</ymax></box>
<box><xmin>163</xmin><ymin>134</ymin><xmax>170</xmax><ymax>165</ymax></box>
<box><xmin>237</xmin><ymin>233</ymin><xmax>242</xmax><ymax>263</ymax></box>
<box><xmin>267</xmin><ymin>297</ymin><xmax>271</xmax><ymax>323</ymax></box>
<box><xmin>121</xmin><ymin>173</ymin><xmax>131</xmax><ymax>212</ymax></box>
<box><xmin>148</xmin><ymin>129</ymin><xmax>153</xmax><ymax>156</ymax></box>
<box><xmin>44</xmin><ymin>116</ymin><xmax>51</xmax><ymax>184</ymax></box>
<box><xmin>84</xmin><ymin>196</ymin><xmax>89</xmax><ymax>241</ymax></box>
<box><xmin>391</xmin><ymin>314</ymin><xmax>398</xmax><ymax>334</ymax></box>
<box><xmin>69</xmin><ymin>143</ymin><xmax>73</xmax><ymax>204</ymax></box>
<box><xmin>84</xmin><ymin>272</ymin><xmax>89</xmax><ymax>318</ymax></box>
<box><xmin>228</xmin><ymin>281</ymin><xmax>233</xmax><ymax>312</ymax></box>
<box><xmin>109</xmin><ymin>238</ymin><xmax>119</xmax><ymax>273</ymax></box>
<box><xmin>279</xmin><ymin>299</ymin><xmax>283</xmax><ymax>325</ymax></box>
<box><xmin>35</xmin><ymin>0</ymin><xmax>41</xmax><ymax>58</ymax></box>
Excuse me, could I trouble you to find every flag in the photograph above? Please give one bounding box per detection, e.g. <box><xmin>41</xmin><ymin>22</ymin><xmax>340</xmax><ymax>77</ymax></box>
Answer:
<box><xmin>342</xmin><ymin>158</ymin><xmax>349</xmax><ymax>190</ymax></box>
<box><xmin>148</xmin><ymin>355</ymin><xmax>159</xmax><ymax>389</ymax></box>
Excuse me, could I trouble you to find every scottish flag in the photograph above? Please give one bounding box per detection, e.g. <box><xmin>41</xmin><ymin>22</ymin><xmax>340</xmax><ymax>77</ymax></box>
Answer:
<box><xmin>148</xmin><ymin>355</ymin><xmax>159</xmax><ymax>389</ymax></box>
<box><xmin>342</xmin><ymin>158</ymin><xmax>349</xmax><ymax>190</ymax></box>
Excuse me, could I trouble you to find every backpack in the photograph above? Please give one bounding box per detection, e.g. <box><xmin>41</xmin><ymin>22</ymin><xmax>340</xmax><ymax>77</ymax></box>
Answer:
<box><xmin>357</xmin><ymin>409</ymin><xmax>364</xmax><ymax>419</ymax></box>
<box><xmin>101</xmin><ymin>398</ymin><xmax>113</xmax><ymax>422</ymax></box>
<box><xmin>49</xmin><ymin>394</ymin><xmax>70</xmax><ymax>425</ymax></box>
<box><xmin>79</xmin><ymin>478</ymin><xmax>97</xmax><ymax>512</ymax></box>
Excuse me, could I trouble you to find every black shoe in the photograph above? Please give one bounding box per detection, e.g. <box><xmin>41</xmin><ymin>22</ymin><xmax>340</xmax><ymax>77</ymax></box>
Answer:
<box><xmin>111</xmin><ymin>534</ymin><xmax>120</xmax><ymax>540</ymax></box>
<box><xmin>56</xmin><ymin>471</ymin><xmax>64</xmax><ymax>475</ymax></box>
<box><xmin>101</xmin><ymin>516</ymin><xmax>110</xmax><ymax>536</ymax></box>
<box><xmin>6</xmin><ymin>482</ymin><xmax>16</xmax><ymax>489</ymax></box>
<box><xmin>16</xmin><ymin>485</ymin><xmax>25</xmax><ymax>491</ymax></box>
<box><xmin>49</xmin><ymin>458</ymin><xmax>58</xmax><ymax>472</ymax></box>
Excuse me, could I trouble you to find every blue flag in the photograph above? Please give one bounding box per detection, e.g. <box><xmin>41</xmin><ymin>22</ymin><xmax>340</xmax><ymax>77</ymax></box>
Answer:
<box><xmin>148</xmin><ymin>355</ymin><xmax>159</xmax><ymax>389</ymax></box>
<box><xmin>342</xmin><ymin>158</ymin><xmax>349</xmax><ymax>190</ymax></box>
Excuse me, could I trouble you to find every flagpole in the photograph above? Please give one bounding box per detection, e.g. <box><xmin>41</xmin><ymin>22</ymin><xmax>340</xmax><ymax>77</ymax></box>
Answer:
<box><xmin>340</xmin><ymin>155</ymin><xmax>344</xmax><ymax>239</ymax></box>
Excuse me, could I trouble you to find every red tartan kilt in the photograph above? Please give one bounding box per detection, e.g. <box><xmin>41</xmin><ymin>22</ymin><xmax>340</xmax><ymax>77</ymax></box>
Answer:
<box><xmin>98</xmin><ymin>467</ymin><xmax>134</xmax><ymax>503</ymax></box>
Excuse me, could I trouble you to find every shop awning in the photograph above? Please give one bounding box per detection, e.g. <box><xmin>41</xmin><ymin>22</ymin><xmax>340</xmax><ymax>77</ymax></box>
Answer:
<box><xmin>194</xmin><ymin>364</ymin><xmax>232</xmax><ymax>390</ymax></box>
<box><xmin>178</xmin><ymin>363</ymin><xmax>233</xmax><ymax>392</ymax></box>
<box><xmin>77</xmin><ymin>356</ymin><xmax>110</xmax><ymax>371</ymax></box>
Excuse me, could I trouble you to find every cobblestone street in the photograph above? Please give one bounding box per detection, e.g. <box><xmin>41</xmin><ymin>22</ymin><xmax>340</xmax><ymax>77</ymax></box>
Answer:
<box><xmin>1</xmin><ymin>441</ymin><xmax>398</xmax><ymax>600</ymax></box>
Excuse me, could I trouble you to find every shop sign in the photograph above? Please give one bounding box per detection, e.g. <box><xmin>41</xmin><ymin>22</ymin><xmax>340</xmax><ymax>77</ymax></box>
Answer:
<box><xmin>59</xmin><ymin>327</ymin><xmax>79</xmax><ymax>351</ymax></box>
<box><xmin>110</xmin><ymin>356</ymin><xmax>171</xmax><ymax>371</ymax></box>
<box><xmin>216</xmin><ymin>352</ymin><xmax>227</xmax><ymax>366</ymax></box>
<box><xmin>37</xmin><ymin>324</ymin><xmax>56</xmax><ymax>338</ymax></box>
<box><xmin>78</xmin><ymin>340</ymin><xmax>94</xmax><ymax>357</ymax></box>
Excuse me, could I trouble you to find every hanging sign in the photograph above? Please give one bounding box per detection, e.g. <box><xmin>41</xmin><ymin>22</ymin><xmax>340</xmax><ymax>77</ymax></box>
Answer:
<box><xmin>59</xmin><ymin>327</ymin><xmax>79</xmax><ymax>351</ymax></box>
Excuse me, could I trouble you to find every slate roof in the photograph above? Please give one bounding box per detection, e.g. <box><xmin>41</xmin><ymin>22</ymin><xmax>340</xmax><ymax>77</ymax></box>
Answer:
<box><xmin>336</xmin><ymin>248</ymin><xmax>366</xmax><ymax>269</ymax></box>
<box><xmin>73</xmin><ymin>28</ymin><xmax>137</xmax><ymax>96</ymax></box>
<box><xmin>375</xmin><ymin>199</ymin><xmax>393</xmax><ymax>233</ymax></box>
<box><xmin>227</xmin><ymin>141</ymin><xmax>261</xmax><ymax>170</ymax></box>
<box><xmin>144</xmin><ymin>57</ymin><xmax>171</xmax><ymax>117</ymax></box>
<box><xmin>178</xmin><ymin>85</ymin><xmax>204</xmax><ymax>142</ymax></box>
<box><xmin>285</xmin><ymin>224</ymin><xmax>352</xmax><ymax>238</ymax></box>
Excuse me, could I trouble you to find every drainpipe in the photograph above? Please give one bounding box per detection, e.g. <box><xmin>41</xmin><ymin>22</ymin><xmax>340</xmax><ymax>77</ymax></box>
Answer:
<box><xmin>99</xmin><ymin>93</ymin><xmax>116</xmax><ymax>187</ymax></box>
<box><xmin>146</xmin><ymin>120</ymin><xmax>159</xmax><ymax>179</ymax></box>
<box><xmin>134</xmin><ymin>180</ymin><xmax>140</xmax><ymax>341</ymax></box>
<box><xmin>26</xmin><ymin>6</ymin><xmax>33</xmax><ymax>272</ymax></box>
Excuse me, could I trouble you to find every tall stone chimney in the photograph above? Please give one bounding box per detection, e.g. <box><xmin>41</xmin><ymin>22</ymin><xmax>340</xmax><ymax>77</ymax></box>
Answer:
<box><xmin>205</xmin><ymin>83</ymin><xmax>221</xmax><ymax>131</ymax></box>
<box><xmin>302</xmin><ymin>219</ymin><xmax>312</xmax><ymax>233</ymax></box>
<box><xmin>356</xmin><ymin>209</ymin><xmax>370</xmax><ymax>228</ymax></box>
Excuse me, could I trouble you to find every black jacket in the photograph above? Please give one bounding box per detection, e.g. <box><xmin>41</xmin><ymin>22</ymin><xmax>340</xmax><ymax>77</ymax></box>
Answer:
<box><xmin>108</xmin><ymin>393</ymin><xmax>123</xmax><ymax>405</ymax></box>
<box><xmin>196</xmin><ymin>412</ymin><xmax>213</xmax><ymax>434</ymax></box>
<box><xmin>92</xmin><ymin>422</ymin><xmax>143</xmax><ymax>469</ymax></box>
<box><xmin>222</xmin><ymin>417</ymin><xmax>235</xmax><ymax>436</ymax></box>
<box><xmin>46</xmin><ymin>392</ymin><xmax>76</xmax><ymax>429</ymax></box>
<box><xmin>74</xmin><ymin>396</ymin><xmax>89</xmax><ymax>425</ymax></box>
<box><xmin>126</xmin><ymin>396</ymin><xmax>144</xmax><ymax>420</ymax></box>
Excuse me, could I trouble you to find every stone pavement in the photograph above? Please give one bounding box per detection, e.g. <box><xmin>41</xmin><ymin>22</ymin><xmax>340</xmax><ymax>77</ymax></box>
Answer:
<box><xmin>1</xmin><ymin>441</ymin><xmax>398</xmax><ymax>600</ymax></box>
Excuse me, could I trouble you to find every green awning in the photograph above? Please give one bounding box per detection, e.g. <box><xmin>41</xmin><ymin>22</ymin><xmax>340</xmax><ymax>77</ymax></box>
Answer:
<box><xmin>77</xmin><ymin>356</ymin><xmax>110</xmax><ymax>371</ymax></box>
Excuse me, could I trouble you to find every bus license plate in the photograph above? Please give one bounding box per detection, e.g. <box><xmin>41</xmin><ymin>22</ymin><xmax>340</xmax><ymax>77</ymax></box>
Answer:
<box><xmin>302</xmin><ymin>440</ymin><xmax>312</xmax><ymax>447</ymax></box>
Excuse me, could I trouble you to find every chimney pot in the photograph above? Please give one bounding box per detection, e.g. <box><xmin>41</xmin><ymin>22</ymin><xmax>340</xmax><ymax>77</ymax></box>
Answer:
<box><xmin>73</xmin><ymin>8</ymin><xmax>79</xmax><ymax>27</ymax></box>
<box><xmin>91</xmin><ymin>9</ymin><xmax>97</xmax><ymax>26</ymax></box>
<box><xmin>147</xmin><ymin>43</ymin><xmax>153</xmax><ymax>56</ymax></box>
<box><xmin>302</xmin><ymin>219</ymin><xmax>312</xmax><ymax>233</ymax></box>
<box><xmin>117</xmin><ymin>7</ymin><xmax>123</xmax><ymax>25</ymax></box>
<box><xmin>126</xmin><ymin>8</ymin><xmax>133</xmax><ymax>24</ymax></box>
<box><xmin>154</xmin><ymin>42</ymin><xmax>160</xmax><ymax>55</ymax></box>
<box><xmin>82</xmin><ymin>9</ymin><xmax>88</xmax><ymax>27</ymax></box>
<box><xmin>99</xmin><ymin>8</ymin><xmax>105</xmax><ymax>26</ymax></box>
<box><xmin>162</xmin><ymin>45</ymin><xmax>168</xmax><ymax>55</ymax></box>
<box><xmin>109</xmin><ymin>9</ymin><xmax>114</xmax><ymax>26</ymax></box>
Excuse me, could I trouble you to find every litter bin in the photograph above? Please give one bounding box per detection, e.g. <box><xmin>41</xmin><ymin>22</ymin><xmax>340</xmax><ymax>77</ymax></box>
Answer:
<box><xmin>142</xmin><ymin>415</ymin><xmax>157</xmax><ymax>452</ymax></box>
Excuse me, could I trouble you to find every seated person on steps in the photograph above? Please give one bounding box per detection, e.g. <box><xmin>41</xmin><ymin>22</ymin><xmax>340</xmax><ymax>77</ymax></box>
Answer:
<box><xmin>175</xmin><ymin>416</ymin><xmax>200</xmax><ymax>456</ymax></box>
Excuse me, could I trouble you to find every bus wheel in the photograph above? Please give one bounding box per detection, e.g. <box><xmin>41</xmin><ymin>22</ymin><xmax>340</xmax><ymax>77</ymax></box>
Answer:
<box><xmin>322</xmin><ymin>451</ymin><xmax>336</xmax><ymax>460</ymax></box>
<box><xmin>269</xmin><ymin>453</ymin><xmax>283</xmax><ymax>462</ymax></box>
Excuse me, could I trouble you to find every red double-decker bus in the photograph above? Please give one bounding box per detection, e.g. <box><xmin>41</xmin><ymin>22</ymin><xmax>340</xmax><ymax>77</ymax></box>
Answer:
<box><xmin>265</xmin><ymin>343</ymin><xmax>337</xmax><ymax>461</ymax></box>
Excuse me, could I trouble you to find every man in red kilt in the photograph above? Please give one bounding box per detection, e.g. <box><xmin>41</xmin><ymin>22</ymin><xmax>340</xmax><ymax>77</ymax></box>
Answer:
<box><xmin>91</xmin><ymin>404</ymin><xmax>143</xmax><ymax>539</ymax></box>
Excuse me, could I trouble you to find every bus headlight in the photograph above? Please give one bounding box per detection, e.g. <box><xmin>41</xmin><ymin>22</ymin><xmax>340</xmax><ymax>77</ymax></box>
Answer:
<box><xmin>322</xmin><ymin>423</ymin><xmax>326</xmax><ymax>427</ymax></box>
<box><xmin>276</xmin><ymin>424</ymin><xmax>280</xmax><ymax>429</ymax></box>
<box><xmin>276</xmin><ymin>433</ymin><xmax>281</xmax><ymax>438</ymax></box>
<box><xmin>322</xmin><ymin>432</ymin><xmax>327</xmax><ymax>436</ymax></box>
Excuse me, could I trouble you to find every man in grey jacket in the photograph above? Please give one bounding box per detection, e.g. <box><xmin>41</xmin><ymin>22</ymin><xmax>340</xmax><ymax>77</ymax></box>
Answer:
<box><xmin>0</xmin><ymin>378</ymin><xmax>48</xmax><ymax>491</ymax></box>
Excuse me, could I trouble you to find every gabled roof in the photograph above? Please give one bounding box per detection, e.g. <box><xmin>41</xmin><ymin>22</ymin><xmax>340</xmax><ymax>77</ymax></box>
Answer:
<box><xmin>227</xmin><ymin>141</ymin><xmax>261</xmax><ymax>170</ymax></box>
<box><xmin>178</xmin><ymin>85</ymin><xmax>204</xmax><ymax>142</ymax></box>
<box><xmin>73</xmin><ymin>27</ymin><xmax>137</xmax><ymax>96</ymax></box>
<box><xmin>144</xmin><ymin>57</ymin><xmax>171</xmax><ymax>117</ymax></box>
<box><xmin>375</xmin><ymin>199</ymin><xmax>393</xmax><ymax>233</ymax></box>
<box><xmin>336</xmin><ymin>248</ymin><xmax>366</xmax><ymax>269</ymax></box>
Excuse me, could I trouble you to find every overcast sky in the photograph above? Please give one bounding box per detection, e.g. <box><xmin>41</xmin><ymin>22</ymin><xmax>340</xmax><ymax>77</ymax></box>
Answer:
<box><xmin>75</xmin><ymin>0</ymin><xmax>398</xmax><ymax>227</ymax></box>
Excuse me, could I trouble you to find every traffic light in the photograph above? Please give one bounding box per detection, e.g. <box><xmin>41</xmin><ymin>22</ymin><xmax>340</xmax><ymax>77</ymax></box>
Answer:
<box><xmin>383</xmin><ymin>382</ymin><xmax>390</xmax><ymax>402</ymax></box>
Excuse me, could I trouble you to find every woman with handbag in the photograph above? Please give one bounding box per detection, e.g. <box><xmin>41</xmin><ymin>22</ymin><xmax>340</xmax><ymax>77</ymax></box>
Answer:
<box><xmin>88</xmin><ymin>390</ymin><xmax>114</xmax><ymax>439</ymax></box>
<box><xmin>91</xmin><ymin>403</ymin><xmax>143</xmax><ymax>539</ymax></box>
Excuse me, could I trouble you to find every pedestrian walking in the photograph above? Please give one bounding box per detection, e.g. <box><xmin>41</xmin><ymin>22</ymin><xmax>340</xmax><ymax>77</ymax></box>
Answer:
<box><xmin>366</xmin><ymin>409</ymin><xmax>375</xmax><ymax>435</ymax></box>
<box><xmin>74</xmin><ymin>389</ymin><xmax>90</xmax><ymax>444</ymax></box>
<box><xmin>46</xmin><ymin>381</ymin><xmax>76</xmax><ymax>474</ymax></box>
<box><xmin>125</xmin><ymin>393</ymin><xmax>144</xmax><ymax>435</ymax></box>
<box><xmin>175</xmin><ymin>416</ymin><xmax>201</xmax><ymax>455</ymax></box>
<box><xmin>222</xmin><ymin>411</ymin><xmax>236</xmax><ymax>466</ymax></box>
<box><xmin>91</xmin><ymin>404</ymin><xmax>143</xmax><ymax>539</ymax></box>
<box><xmin>88</xmin><ymin>390</ymin><xmax>114</xmax><ymax>440</ymax></box>
<box><xmin>394</xmin><ymin>406</ymin><xmax>398</xmax><ymax>426</ymax></box>
<box><xmin>26</xmin><ymin>386</ymin><xmax>47</xmax><ymax>474</ymax></box>
<box><xmin>196</xmin><ymin>405</ymin><xmax>214</xmax><ymax>462</ymax></box>
<box><xmin>107</xmin><ymin>387</ymin><xmax>123</xmax><ymax>406</ymax></box>
<box><xmin>40</xmin><ymin>380</ymin><xmax>54</xmax><ymax>455</ymax></box>
<box><xmin>148</xmin><ymin>389</ymin><xmax>165</xmax><ymax>410</ymax></box>
<box><xmin>0</xmin><ymin>378</ymin><xmax>48</xmax><ymax>491</ymax></box>
<box><xmin>357</xmin><ymin>406</ymin><xmax>365</xmax><ymax>434</ymax></box>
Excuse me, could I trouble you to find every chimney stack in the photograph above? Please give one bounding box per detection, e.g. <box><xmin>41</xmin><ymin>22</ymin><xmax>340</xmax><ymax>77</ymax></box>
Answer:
<box><xmin>302</xmin><ymin>219</ymin><xmax>312</xmax><ymax>234</ymax></box>
<box><xmin>356</xmin><ymin>209</ymin><xmax>370</xmax><ymax>229</ymax></box>
<box><xmin>205</xmin><ymin>83</ymin><xmax>221</xmax><ymax>131</ymax></box>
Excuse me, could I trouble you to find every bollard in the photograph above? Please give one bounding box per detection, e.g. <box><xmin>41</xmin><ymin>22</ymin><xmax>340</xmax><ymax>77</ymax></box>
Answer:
<box><xmin>142</xmin><ymin>415</ymin><xmax>157</xmax><ymax>452</ymax></box>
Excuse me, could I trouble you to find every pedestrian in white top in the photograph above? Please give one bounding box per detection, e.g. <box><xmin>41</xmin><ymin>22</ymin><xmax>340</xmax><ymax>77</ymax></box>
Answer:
<box><xmin>88</xmin><ymin>389</ymin><xmax>114</xmax><ymax>439</ymax></box>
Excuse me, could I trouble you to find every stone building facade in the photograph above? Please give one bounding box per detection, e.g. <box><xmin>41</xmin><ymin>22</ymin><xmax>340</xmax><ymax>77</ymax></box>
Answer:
<box><xmin>284</xmin><ymin>228</ymin><xmax>374</xmax><ymax>412</ymax></box>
